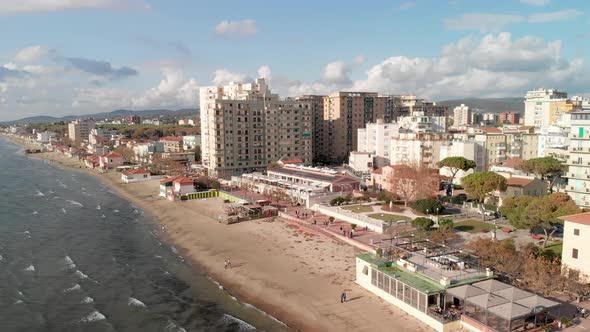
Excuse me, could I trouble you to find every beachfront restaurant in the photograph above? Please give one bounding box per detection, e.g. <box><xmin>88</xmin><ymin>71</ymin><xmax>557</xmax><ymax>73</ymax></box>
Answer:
<box><xmin>356</xmin><ymin>253</ymin><xmax>562</xmax><ymax>332</ymax></box>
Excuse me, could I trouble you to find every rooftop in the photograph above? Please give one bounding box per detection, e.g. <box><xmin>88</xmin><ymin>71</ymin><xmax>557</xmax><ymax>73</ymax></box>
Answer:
<box><xmin>559</xmin><ymin>211</ymin><xmax>590</xmax><ymax>226</ymax></box>
<box><xmin>505</xmin><ymin>177</ymin><xmax>535</xmax><ymax>187</ymax></box>
<box><xmin>122</xmin><ymin>168</ymin><xmax>150</xmax><ymax>175</ymax></box>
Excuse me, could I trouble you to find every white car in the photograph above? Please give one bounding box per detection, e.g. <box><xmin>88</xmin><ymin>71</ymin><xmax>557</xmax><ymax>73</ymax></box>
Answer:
<box><xmin>477</xmin><ymin>210</ymin><xmax>494</xmax><ymax>216</ymax></box>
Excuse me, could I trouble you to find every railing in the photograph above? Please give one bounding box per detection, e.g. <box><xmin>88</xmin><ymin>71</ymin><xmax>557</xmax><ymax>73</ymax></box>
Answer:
<box><xmin>427</xmin><ymin>307</ymin><xmax>462</xmax><ymax>323</ymax></box>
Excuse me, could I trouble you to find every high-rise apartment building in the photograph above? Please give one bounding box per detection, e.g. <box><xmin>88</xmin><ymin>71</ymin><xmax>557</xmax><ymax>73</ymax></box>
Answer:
<box><xmin>453</xmin><ymin>104</ymin><xmax>471</xmax><ymax>127</ymax></box>
<box><xmin>321</xmin><ymin>92</ymin><xmax>386</xmax><ymax>162</ymax></box>
<box><xmin>498</xmin><ymin>112</ymin><xmax>521</xmax><ymax>124</ymax></box>
<box><xmin>524</xmin><ymin>89</ymin><xmax>579</xmax><ymax>127</ymax></box>
<box><xmin>200</xmin><ymin>79</ymin><xmax>312</xmax><ymax>178</ymax></box>
<box><xmin>564</xmin><ymin>111</ymin><xmax>590</xmax><ymax>208</ymax></box>
<box><xmin>297</xmin><ymin>95</ymin><xmax>325</xmax><ymax>163</ymax></box>
<box><xmin>68</xmin><ymin>118</ymin><xmax>95</xmax><ymax>143</ymax></box>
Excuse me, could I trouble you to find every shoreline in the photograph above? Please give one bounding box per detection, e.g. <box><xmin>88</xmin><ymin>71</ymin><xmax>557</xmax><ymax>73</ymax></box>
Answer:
<box><xmin>2</xmin><ymin>135</ymin><xmax>431</xmax><ymax>332</ymax></box>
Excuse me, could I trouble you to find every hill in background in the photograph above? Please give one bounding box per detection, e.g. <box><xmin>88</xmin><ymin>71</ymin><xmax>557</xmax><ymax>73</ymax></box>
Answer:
<box><xmin>436</xmin><ymin>97</ymin><xmax>523</xmax><ymax>113</ymax></box>
<box><xmin>2</xmin><ymin>109</ymin><xmax>199</xmax><ymax>125</ymax></box>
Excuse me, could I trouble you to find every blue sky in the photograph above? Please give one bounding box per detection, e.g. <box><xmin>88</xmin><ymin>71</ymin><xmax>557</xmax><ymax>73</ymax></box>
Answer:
<box><xmin>1</xmin><ymin>0</ymin><xmax>589</xmax><ymax>120</ymax></box>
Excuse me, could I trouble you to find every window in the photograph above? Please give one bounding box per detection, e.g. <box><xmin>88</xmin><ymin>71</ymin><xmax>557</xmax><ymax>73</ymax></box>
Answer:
<box><xmin>362</xmin><ymin>265</ymin><xmax>368</xmax><ymax>275</ymax></box>
<box><xmin>574</xmin><ymin>228</ymin><xmax>580</xmax><ymax>236</ymax></box>
<box><xmin>572</xmin><ymin>248</ymin><xmax>578</xmax><ymax>259</ymax></box>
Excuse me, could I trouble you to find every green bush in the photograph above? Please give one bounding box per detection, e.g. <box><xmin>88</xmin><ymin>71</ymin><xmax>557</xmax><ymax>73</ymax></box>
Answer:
<box><xmin>412</xmin><ymin>217</ymin><xmax>434</xmax><ymax>231</ymax></box>
<box><xmin>450</xmin><ymin>195</ymin><xmax>467</xmax><ymax>205</ymax></box>
<box><xmin>438</xmin><ymin>218</ymin><xmax>454</xmax><ymax>230</ymax></box>
<box><xmin>452</xmin><ymin>184</ymin><xmax>463</xmax><ymax>190</ymax></box>
<box><xmin>411</xmin><ymin>199</ymin><xmax>444</xmax><ymax>215</ymax></box>
<box><xmin>329</xmin><ymin>216</ymin><xmax>335</xmax><ymax>223</ymax></box>
<box><xmin>377</xmin><ymin>191</ymin><xmax>391</xmax><ymax>203</ymax></box>
<box><xmin>330</xmin><ymin>196</ymin><xmax>345</xmax><ymax>206</ymax></box>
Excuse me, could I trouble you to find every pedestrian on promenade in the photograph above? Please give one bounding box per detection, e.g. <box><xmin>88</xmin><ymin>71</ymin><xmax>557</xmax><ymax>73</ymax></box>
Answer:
<box><xmin>227</xmin><ymin>258</ymin><xmax>232</xmax><ymax>269</ymax></box>
<box><xmin>224</xmin><ymin>259</ymin><xmax>228</xmax><ymax>269</ymax></box>
<box><xmin>341</xmin><ymin>291</ymin><xmax>347</xmax><ymax>303</ymax></box>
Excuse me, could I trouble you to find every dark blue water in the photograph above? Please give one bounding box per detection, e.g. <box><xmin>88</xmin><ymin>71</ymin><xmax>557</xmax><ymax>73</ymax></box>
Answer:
<box><xmin>0</xmin><ymin>137</ymin><xmax>291</xmax><ymax>332</ymax></box>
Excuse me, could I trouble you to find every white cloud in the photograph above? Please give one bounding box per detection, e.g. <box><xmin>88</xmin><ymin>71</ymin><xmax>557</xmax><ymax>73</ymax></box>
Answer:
<box><xmin>350</xmin><ymin>32</ymin><xmax>588</xmax><ymax>99</ymax></box>
<box><xmin>520</xmin><ymin>0</ymin><xmax>550</xmax><ymax>6</ymax></box>
<box><xmin>398</xmin><ymin>1</ymin><xmax>415</xmax><ymax>10</ymax></box>
<box><xmin>0</xmin><ymin>0</ymin><xmax>150</xmax><ymax>15</ymax></box>
<box><xmin>528</xmin><ymin>9</ymin><xmax>583</xmax><ymax>23</ymax></box>
<box><xmin>14</xmin><ymin>45</ymin><xmax>48</xmax><ymax>63</ymax></box>
<box><xmin>444</xmin><ymin>13</ymin><xmax>524</xmax><ymax>32</ymax></box>
<box><xmin>211</xmin><ymin>68</ymin><xmax>251</xmax><ymax>86</ymax></box>
<box><xmin>257</xmin><ymin>65</ymin><xmax>272</xmax><ymax>81</ymax></box>
<box><xmin>321</xmin><ymin>61</ymin><xmax>352</xmax><ymax>85</ymax></box>
<box><xmin>132</xmin><ymin>67</ymin><xmax>199</xmax><ymax>107</ymax></box>
<box><xmin>214</xmin><ymin>19</ymin><xmax>257</xmax><ymax>37</ymax></box>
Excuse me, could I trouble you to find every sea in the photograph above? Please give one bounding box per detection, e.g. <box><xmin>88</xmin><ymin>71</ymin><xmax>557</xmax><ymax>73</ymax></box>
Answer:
<box><xmin>0</xmin><ymin>137</ymin><xmax>292</xmax><ymax>332</ymax></box>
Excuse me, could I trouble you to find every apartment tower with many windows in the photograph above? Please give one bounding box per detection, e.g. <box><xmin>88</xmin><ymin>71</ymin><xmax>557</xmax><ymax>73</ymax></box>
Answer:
<box><xmin>200</xmin><ymin>79</ymin><xmax>312</xmax><ymax>178</ymax></box>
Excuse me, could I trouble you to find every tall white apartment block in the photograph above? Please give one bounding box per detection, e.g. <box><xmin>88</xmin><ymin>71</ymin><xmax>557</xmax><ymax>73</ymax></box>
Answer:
<box><xmin>68</xmin><ymin>118</ymin><xmax>95</xmax><ymax>143</ymax></box>
<box><xmin>524</xmin><ymin>88</ymin><xmax>569</xmax><ymax>127</ymax></box>
<box><xmin>453</xmin><ymin>104</ymin><xmax>471</xmax><ymax>127</ymax></box>
<box><xmin>356</xmin><ymin>119</ymin><xmax>400</xmax><ymax>167</ymax></box>
<box><xmin>398</xmin><ymin>111</ymin><xmax>446</xmax><ymax>133</ymax></box>
<box><xmin>564</xmin><ymin>111</ymin><xmax>590</xmax><ymax>208</ymax></box>
<box><xmin>388</xmin><ymin>132</ymin><xmax>452</xmax><ymax>168</ymax></box>
<box><xmin>200</xmin><ymin>79</ymin><xmax>312</xmax><ymax>178</ymax></box>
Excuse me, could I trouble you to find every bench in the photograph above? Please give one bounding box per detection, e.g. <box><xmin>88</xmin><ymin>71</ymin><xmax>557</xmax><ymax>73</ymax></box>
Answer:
<box><xmin>502</xmin><ymin>228</ymin><xmax>512</xmax><ymax>233</ymax></box>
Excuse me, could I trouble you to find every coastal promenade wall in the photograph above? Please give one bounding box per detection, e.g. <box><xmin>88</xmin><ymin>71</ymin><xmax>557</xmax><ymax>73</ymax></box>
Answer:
<box><xmin>312</xmin><ymin>204</ymin><xmax>386</xmax><ymax>233</ymax></box>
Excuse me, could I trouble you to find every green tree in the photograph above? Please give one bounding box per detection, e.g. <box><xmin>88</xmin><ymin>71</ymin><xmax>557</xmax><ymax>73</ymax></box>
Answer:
<box><xmin>411</xmin><ymin>198</ymin><xmax>444</xmax><ymax>215</ymax></box>
<box><xmin>411</xmin><ymin>217</ymin><xmax>434</xmax><ymax>231</ymax></box>
<box><xmin>523</xmin><ymin>192</ymin><xmax>580</xmax><ymax>247</ymax></box>
<box><xmin>499</xmin><ymin>195</ymin><xmax>535</xmax><ymax>228</ymax></box>
<box><xmin>438</xmin><ymin>218</ymin><xmax>454</xmax><ymax>230</ymax></box>
<box><xmin>518</xmin><ymin>157</ymin><xmax>564</xmax><ymax>180</ymax></box>
<box><xmin>438</xmin><ymin>157</ymin><xmax>476</xmax><ymax>185</ymax></box>
<box><xmin>462</xmin><ymin>172</ymin><xmax>507</xmax><ymax>219</ymax></box>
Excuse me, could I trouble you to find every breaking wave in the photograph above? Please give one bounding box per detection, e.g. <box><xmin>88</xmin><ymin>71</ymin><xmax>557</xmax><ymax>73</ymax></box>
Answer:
<box><xmin>79</xmin><ymin>311</ymin><xmax>106</xmax><ymax>323</ymax></box>
<box><xmin>128</xmin><ymin>297</ymin><xmax>147</xmax><ymax>308</ymax></box>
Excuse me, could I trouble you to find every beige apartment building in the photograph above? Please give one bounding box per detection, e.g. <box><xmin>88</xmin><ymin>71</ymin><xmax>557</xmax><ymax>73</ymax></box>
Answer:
<box><xmin>200</xmin><ymin>79</ymin><xmax>312</xmax><ymax>178</ymax></box>
<box><xmin>524</xmin><ymin>88</ymin><xmax>580</xmax><ymax>127</ymax></box>
<box><xmin>297</xmin><ymin>95</ymin><xmax>325</xmax><ymax>163</ymax></box>
<box><xmin>68</xmin><ymin>118</ymin><xmax>95</xmax><ymax>143</ymax></box>
<box><xmin>560</xmin><ymin>212</ymin><xmax>590</xmax><ymax>282</ymax></box>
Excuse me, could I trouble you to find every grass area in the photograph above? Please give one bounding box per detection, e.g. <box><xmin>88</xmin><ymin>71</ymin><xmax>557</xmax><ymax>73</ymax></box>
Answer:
<box><xmin>454</xmin><ymin>219</ymin><xmax>495</xmax><ymax>233</ymax></box>
<box><xmin>544</xmin><ymin>242</ymin><xmax>563</xmax><ymax>256</ymax></box>
<box><xmin>368</xmin><ymin>213</ymin><xmax>411</xmax><ymax>223</ymax></box>
<box><xmin>341</xmin><ymin>205</ymin><xmax>374</xmax><ymax>213</ymax></box>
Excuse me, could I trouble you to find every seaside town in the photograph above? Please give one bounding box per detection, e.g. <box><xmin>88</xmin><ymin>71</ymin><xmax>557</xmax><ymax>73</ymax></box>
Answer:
<box><xmin>3</xmin><ymin>82</ymin><xmax>590</xmax><ymax>332</ymax></box>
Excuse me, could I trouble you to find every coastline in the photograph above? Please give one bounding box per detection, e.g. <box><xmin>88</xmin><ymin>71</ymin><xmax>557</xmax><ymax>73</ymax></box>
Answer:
<box><xmin>2</xmin><ymin>135</ymin><xmax>431</xmax><ymax>332</ymax></box>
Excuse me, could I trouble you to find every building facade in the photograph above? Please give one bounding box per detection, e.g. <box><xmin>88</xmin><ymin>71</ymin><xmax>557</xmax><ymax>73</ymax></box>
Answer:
<box><xmin>68</xmin><ymin>118</ymin><xmax>95</xmax><ymax>143</ymax></box>
<box><xmin>498</xmin><ymin>112</ymin><xmax>521</xmax><ymax>124</ymax></box>
<box><xmin>453</xmin><ymin>104</ymin><xmax>471</xmax><ymax>127</ymax></box>
<box><xmin>200</xmin><ymin>79</ymin><xmax>312</xmax><ymax>178</ymax></box>
<box><xmin>564</xmin><ymin>111</ymin><xmax>590</xmax><ymax>208</ymax></box>
<box><xmin>560</xmin><ymin>212</ymin><xmax>590</xmax><ymax>282</ymax></box>
<box><xmin>524</xmin><ymin>88</ymin><xmax>577</xmax><ymax>127</ymax></box>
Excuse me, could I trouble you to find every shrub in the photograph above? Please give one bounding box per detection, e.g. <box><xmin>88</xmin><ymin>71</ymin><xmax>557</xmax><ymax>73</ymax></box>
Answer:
<box><xmin>351</xmin><ymin>224</ymin><xmax>357</xmax><ymax>231</ymax></box>
<box><xmin>329</xmin><ymin>216</ymin><xmax>335</xmax><ymax>223</ymax></box>
<box><xmin>377</xmin><ymin>191</ymin><xmax>392</xmax><ymax>203</ymax></box>
<box><xmin>438</xmin><ymin>218</ymin><xmax>454</xmax><ymax>230</ymax></box>
<box><xmin>411</xmin><ymin>199</ymin><xmax>444</xmax><ymax>215</ymax></box>
<box><xmin>452</xmin><ymin>184</ymin><xmax>463</xmax><ymax>190</ymax></box>
<box><xmin>412</xmin><ymin>217</ymin><xmax>434</xmax><ymax>231</ymax></box>
<box><xmin>330</xmin><ymin>196</ymin><xmax>345</xmax><ymax>206</ymax></box>
<box><xmin>376</xmin><ymin>248</ymin><xmax>383</xmax><ymax>257</ymax></box>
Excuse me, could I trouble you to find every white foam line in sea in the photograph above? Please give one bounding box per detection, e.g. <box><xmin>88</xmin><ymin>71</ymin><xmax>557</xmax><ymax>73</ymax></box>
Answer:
<box><xmin>79</xmin><ymin>311</ymin><xmax>106</xmax><ymax>323</ymax></box>
<box><xmin>66</xmin><ymin>200</ymin><xmax>84</xmax><ymax>207</ymax></box>
<box><xmin>81</xmin><ymin>296</ymin><xmax>94</xmax><ymax>304</ymax></box>
<box><xmin>221</xmin><ymin>314</ymin><xmax>257</xmax><ymax>331</ymax></box>
<box><xmin>128</xmin><ymin>297</ymin><xmax>147</xmax><ymax>308</ymax></box>
<box><xmin>23</xmin><ymin>265</ymin><xmax>35</xmax><ymax>272</ymax></box>
<box><xmin>63</xmin><ymin>284</ymin><xmax>81</xmax><ymax>293</ymax></box>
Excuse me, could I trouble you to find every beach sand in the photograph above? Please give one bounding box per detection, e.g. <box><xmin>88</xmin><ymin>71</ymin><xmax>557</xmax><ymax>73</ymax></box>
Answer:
<box><xmin>4</xmin><ymin>136</ymin><xmax>433</xmax><ymax>332</ymax></box>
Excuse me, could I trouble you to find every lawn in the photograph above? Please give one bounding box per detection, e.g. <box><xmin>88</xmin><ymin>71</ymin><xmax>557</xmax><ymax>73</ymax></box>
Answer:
<box><xmin>544</xmin><ymin>242</ymin><xmax>563</xmax><ymax>256</ymax></box>
<box><xmin>341</xmin><ymin>205</ymin><xmax>374</xmax><ymax>213</ymax></box>
<box><xmin>454</xmin><ymin>219</ymin><xmax>495</xmax><ymax>234</ymax></box>
<box><xmin>368</xmin><ymin>213</ymin><xmax>411</xmax><ymax>223</ymax></box>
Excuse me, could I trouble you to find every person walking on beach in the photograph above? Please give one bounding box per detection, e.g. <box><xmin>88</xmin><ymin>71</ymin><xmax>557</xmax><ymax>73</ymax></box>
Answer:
<box><xmin>227</xmin><ymin>258</ymin><xmax>232</xmax><ymax>269</ymax></box>
<box><xmin>341</xmin><ymin>291</ymin><xmax>347</xmax><ymax>303</ymax></box>
<box><xmin>224</xmin><ymin>259</ymin><xmax>228</xmax><ymax>269</ymax></box>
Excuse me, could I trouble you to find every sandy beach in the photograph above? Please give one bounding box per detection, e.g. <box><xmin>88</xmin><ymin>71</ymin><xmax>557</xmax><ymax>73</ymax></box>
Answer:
<box><xmin>4</xmin><ymin>135</ymin><xmax>432</xmax><ymax>332</ymax></box>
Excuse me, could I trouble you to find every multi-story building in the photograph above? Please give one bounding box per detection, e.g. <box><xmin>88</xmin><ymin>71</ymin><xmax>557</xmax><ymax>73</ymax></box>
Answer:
<box><xmin>560</xmin><ymin>212</ymin><xmax>590</xmax><ymax>282</ymax></box>
<box><xmin>524</xmin><ymin>88</ymin><xmax>579</xmax><ymax>127</ymax></box>
<box><xmin>538</xmin><ymin>113</ymin><xmax>571</xmax><ymax>162</ymax></box>
<box><xmin>564</xmin><ymin>111</ymin><xmax>590</xmax><ymax>208</ymax></box>
<box><xmin>388</xmin><ymin>132</ymin><xmax>452</xmax><ymax>168</ymax></box>
<box><xmin>297</xmin><ymin>95</ymin><xmax>325</xmax><ymax>163</ymax></box>
<box><xmin>68</xmin><ymin>118</ymin><xmax>95</xmax><ymax>143</ymax></box>
<box><xmin>36</xmin><ymin>131</ymin><xmax>57</xmax><ymax>143</ymax></box>
<box><xmin>398</xmin><ymin>111</ymin><xmax>446</xmax><ymax>133</ymax></box>
<box><xmin>321</xmin><ymin>92</ymin><xmax>387</xmax><ymax>162</ymax></box>
<box><xmin>356</xmin><ymin>119</ymin><xmax>400</xmax><ymax>168</ymax></box>
<box><xmin>125</xmin><ymin>115</ymin><xmax>141</xmax><ymax>124</ymax></box>
<box><xmin>439</xmin><ymin>140</ymin><xmax>481</xmax><ymax>183</ymax></box>
<box><xmin>160</xmin><ymin>136</ymin><xmax>184</xmax><ymax>153</ymax></box>
<box><xmin>398</xmin><ymin>95</ymin><xmax>447</xmax><ymax>117</ymax></box>
<box><xmin>498</xmin><ymin>112</ymin><xmax>521</xmax><ymax>124</ymax></box>
<box><xmin>200</xmin><ymin>78</ymin><xmax>312</xmax><ymax>178</ymax></box>
<box><xmin>453</xmin><ymin>104</ymin><xmax>471</xmax><ymax>127</ymax></box>
<box><xmin>182</xmin><ymin>135</ymin><xmax>200</xmax><ymax>151</ymax></box>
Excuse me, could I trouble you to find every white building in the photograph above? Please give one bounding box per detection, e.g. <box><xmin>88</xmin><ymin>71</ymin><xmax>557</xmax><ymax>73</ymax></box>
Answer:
<box><xmin>121</xmin><ymin>168</ymin><xmax>152</xmax><ymax>183</ymax></box>
<box><xmin>564</xmin><ymin>111</ymin><xmax>590</xmax><ymax>208</ymax></box>
<box><xmin>36</xmin><ymin>131</ymin><xmax>57</xmax><ymax>143</ymax></box>
<box><xmin>439</xmin><ymin>140</ymin><xmax>480</xmax><ymax>184</ymax></box>
<box><xmin>388</xmin><ymin>132</ymin><xmax>452</xmax><ymax>169</ymax></box>
<box><xmin>68</xmin><ymin>118</ymin><xmax>95</xmax><ymax>143</ymax></box>
<box><xmin>524</xmin><ymin>88</ymin><xmax>570</xmax><ymax>127</ymax></box>
<box><xmin>182</xmin><ymin>135</ymin><xmax>201</xmax><ymax>151</ymax></box>
<box><xmin>398</xmin><ymin>111</ymin><xmax>446</xmax><ymax>133</ymax></box>
<box><xmin>453</xmin><ymin>104</ymin><xmax>471</xmax><ymax>127</ymax></box>
<box><xmin>560</xmin><ymin>212</ymin><xmax>590</xmax><ymax>282</ymax></box>
<box><xmin>357</xmin><ymin>120</ymin><xmax>400</xmax><ymax>168</ymax></box>
<box><xmin>200</xmin><ymin>78</ymin><xmax>312</xmax><ymax>178</ymax></box>
<box><xmin>348</xmin><ymin>152</ymin><xmax>374</xmax><ymax>176</ymax></box>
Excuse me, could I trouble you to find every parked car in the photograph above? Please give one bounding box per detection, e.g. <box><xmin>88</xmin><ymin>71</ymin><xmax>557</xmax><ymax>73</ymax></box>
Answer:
<box><xmin>477</xmin><ymin>210</ymin><xmax>494</xmax><ymax>216</ymax></box>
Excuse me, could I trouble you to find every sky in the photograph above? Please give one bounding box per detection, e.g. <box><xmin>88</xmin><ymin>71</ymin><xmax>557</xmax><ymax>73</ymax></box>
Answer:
<box><xmin>1</xmin><ymin>0</ymin><xmax>590</xmax><ymax>121</ymax></box>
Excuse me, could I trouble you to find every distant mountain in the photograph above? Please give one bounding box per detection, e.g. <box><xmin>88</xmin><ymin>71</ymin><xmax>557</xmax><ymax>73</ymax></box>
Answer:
<box><xmin>2</xmin><ymin>108</ymin><xmax>199</xmax><ymax>125</ymax></box>
<box><xmin>436</xmin><ymin>97</ymin><xmax>523</xmax><ymax>113</ymax></box>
